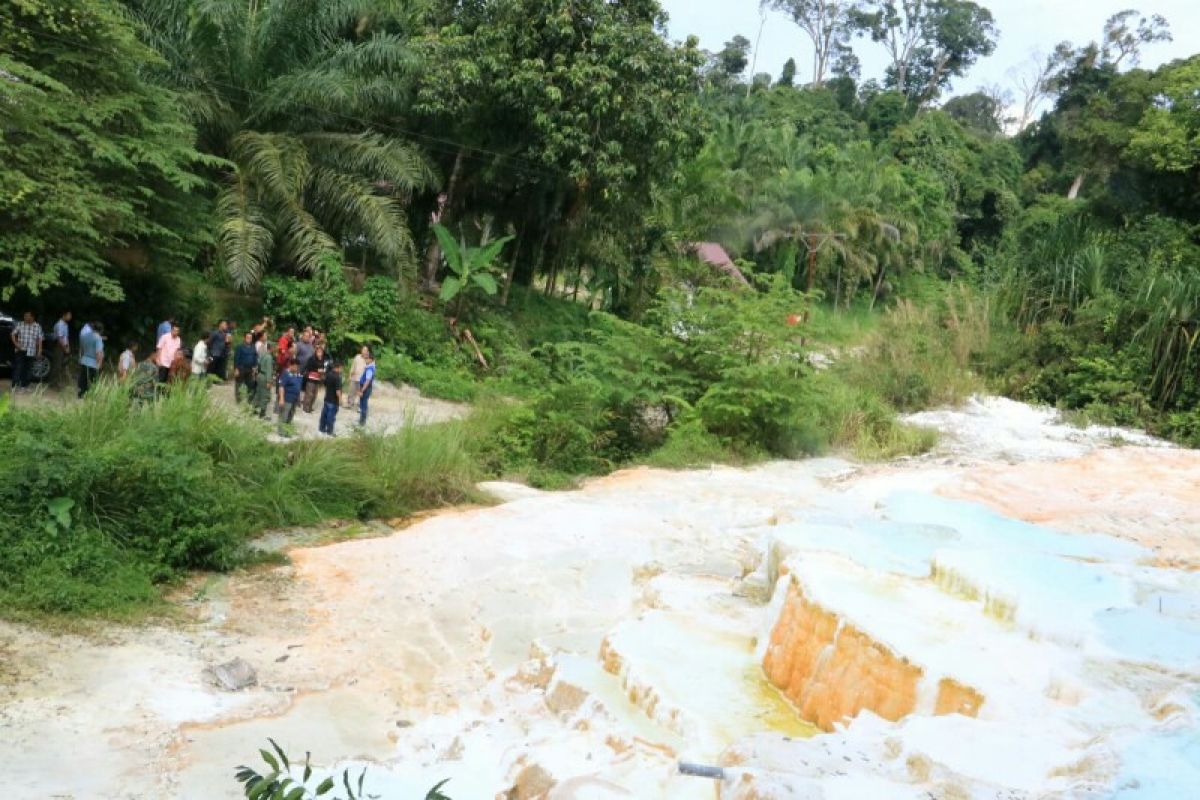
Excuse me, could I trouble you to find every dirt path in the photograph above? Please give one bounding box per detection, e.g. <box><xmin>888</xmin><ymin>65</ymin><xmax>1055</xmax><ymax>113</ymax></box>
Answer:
<box><xmin>208</xmin><ymin>379</ymin><xmax>469</xmax><ymax>439</ymax></box>
<box><xmin>3</xmin><ymin>377</ymin><xmax>469</xmax><ymax>439</ymax></box>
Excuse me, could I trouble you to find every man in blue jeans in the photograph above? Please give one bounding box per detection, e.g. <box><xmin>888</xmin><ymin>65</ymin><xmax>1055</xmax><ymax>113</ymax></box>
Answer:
<box><xmin>232</xmin><ymin>332</ymin><xmax>258</xmax><ymax>404</ymax></box>
<box><xmin>318</xmin><ymin>361</ymin><xmax>343</xmax><ymax>436</ymax></box>
<box><xmin>276</xmin><ymin>360</ymin><xmax>304</xmax><ymax>436</ymax></box>
<box><xmin>77</xmin><ymin>322</ymin><xmax>104</xmax><ymax>398</ymax></box>
<box><xmin>357</xmin><ymin>350</ymin><xmax>375</xmax><ymax>427</ymax></box>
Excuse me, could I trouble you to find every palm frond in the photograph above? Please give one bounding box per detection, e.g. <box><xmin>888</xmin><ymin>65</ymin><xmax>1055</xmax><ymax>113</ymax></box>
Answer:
<box><xmin>303</xmin><ymin>132</ymin><xmax>437</xmax><ymax>195</ymax></box>
<box><xmin>216</xmin><ymin>176</ymin><xmax>274</xmax><ymax>289</ymax></box>
<box><xmin>274</xmin><ymin>201</ymin><xmax>341</xmax><ymax>278</ymax></box>
<box><xmin>307</xmin><ymin>166</ymin><xmax>417</xmax><ymax>271</ymax></box>
<box><xmin>231</xmin><ymin>131</ymin><xmax>310</xmax><ymax>204</ymax></box>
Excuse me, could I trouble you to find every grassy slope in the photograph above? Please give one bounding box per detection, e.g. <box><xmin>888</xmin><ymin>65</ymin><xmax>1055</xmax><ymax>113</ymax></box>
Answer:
<box><xmin>0</xmin><ymin>383</ymin><xmax>483</xmax><ymax>620</ymax></box>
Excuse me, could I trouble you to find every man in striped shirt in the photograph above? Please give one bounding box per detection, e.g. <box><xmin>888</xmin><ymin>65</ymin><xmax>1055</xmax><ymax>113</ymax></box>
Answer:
<box><xmin>10</xmin><ymin>311</ymin><xmax>43</xmax><ymax>391</ymax></box>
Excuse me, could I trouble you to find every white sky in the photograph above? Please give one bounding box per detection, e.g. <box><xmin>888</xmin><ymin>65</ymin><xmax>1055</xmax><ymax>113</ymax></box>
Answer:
<box><xmin>660</xmin><ymin>0</ymin><xmax>1198</xmax><ymax>100</ymax></box>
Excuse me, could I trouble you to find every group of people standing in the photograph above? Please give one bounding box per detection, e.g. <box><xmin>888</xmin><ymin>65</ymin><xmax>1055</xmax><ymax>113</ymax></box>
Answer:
<box><xmin>225</xmin><ymin>321</ymin><xmax>377</xmax><ymax>437</ymax></box>
<box><xmin>9</xmin><ymin>310</ymin><xmax>378</xmax><ymax>438</ymax></box>
<box><xmin>9</xmin><ymin>310</ymin><xmax>106</xmax><ymax>398</ymax></box>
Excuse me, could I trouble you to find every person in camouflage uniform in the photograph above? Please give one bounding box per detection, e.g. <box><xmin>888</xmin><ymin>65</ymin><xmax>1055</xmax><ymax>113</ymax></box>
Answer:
<box><xmin>129</xmin><ymin>357</ymin><xmax>160</xmax><ymax>404</ymax></box>
<box><xmin>253</xmin><ymin>340</ymin><xmax>276</xmax><ymax>418</ymax></box>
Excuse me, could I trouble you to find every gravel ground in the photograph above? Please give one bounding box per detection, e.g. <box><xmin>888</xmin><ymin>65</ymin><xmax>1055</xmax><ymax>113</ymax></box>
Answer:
<box><xmin>3</xmin><ymin>376</ymin><xmax>469</xmax><ymax>440</ymax></box>
<box><xmin>207</xmin><ymin>378</ymin><xmax>469</xmax><ymax>440</ymax></box>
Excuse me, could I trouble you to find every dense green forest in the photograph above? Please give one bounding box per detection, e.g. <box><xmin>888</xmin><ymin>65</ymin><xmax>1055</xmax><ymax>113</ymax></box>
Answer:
<box><xmin>2</xmin><ymin>0</ymin><xmax>1199</xmax><ymax>616</ymax></box>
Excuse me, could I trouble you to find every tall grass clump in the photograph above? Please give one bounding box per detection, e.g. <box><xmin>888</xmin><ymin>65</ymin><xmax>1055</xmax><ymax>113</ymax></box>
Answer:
<box><xmin>846</xmin><ymin>284</ymin><xmax>993</xmax><ymax>412</ymax></box>
<box><xmin>792</xmin><ymin>372</ymin><xmax>939</xmax><ymax>460</ymax></box>
<box><xmin>0</xmin><ymin>382</ymin><xmax>480</xmax><ymax>619</ymax></box>
<box><xmin>350</xmin><ymin>417</ymin><xmax>484</xmax><ymax>516</ymax></box>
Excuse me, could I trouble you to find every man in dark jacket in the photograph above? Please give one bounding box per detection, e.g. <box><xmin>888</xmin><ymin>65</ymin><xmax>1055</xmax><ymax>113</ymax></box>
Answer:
<box><xmin>277</xmin><ymin>360</ymin><xmax>304</xmax><ymax>436</ymax></box>
<box><xmin>318</xmin><ymin>361</ymin><xmax>343</xmax><ymax>436</ymax></box>
<box><xmin>207</xmin><ymin>320</ymin><xmax>229</xmax><ymax>380</ymax></box>
<box><xmin>253</xmin><ymin>341</ymin><xmax>276</xmax><ymax>418</ymax></box>
<box><xmin>232</xmin><ymin>331</ymin><xmax>258</xmax><ymax>404</ymax></box>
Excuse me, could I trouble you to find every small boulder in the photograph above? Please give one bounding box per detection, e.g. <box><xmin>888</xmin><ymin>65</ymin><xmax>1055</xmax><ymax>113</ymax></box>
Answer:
<box><xmin>505</xmin><ymin>764</ymin><xmax>556</xmax><ymax>800</ymax></box>
<box><xmin>204</xmin><ymin>658</ymin><xmax>257</xmax><ymax>691</ymax></box>
<box><xmin>545</xmin><ymin>678</ymin><xmax>589</xmax><ymax>717</ymax></box>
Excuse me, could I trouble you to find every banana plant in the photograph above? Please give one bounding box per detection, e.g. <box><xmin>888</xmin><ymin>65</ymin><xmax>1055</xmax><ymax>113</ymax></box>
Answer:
<box><xmin>433</xmin><ymin>223</ymin><xmax>514</xmax><ymax>317</ymax></box>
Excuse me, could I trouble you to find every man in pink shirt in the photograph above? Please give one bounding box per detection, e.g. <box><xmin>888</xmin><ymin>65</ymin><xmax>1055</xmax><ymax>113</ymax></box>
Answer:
<box><xmin>156</xmin><ymin>323</ymin><xmax>181</xmax><ymax>383</ymax></box>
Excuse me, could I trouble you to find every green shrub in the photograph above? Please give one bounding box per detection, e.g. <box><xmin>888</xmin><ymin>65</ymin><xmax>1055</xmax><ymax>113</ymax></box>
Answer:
<box><xmin>375</xmin><ymin>351</ymin><xmax>479</xmax><ymax>402</ymax></box>
<box><xmin>0</xmin><ymin>382</ymin><xmax>482</xmax><ymax>619</ymax></box>
<box><xmin>645</xmin><ymin>418</ymin><xmax>755</xmax><ymax>469</ymax></box>
<box><xmin>695</xmin><ymin>364</ymin><xmax>806</xmax><ymax>455</ymax></box>
<box><xmin>795</xmin><ymin>372</ymin><xmax>938</xmax><ymax>460</ymax></box>
<box><xmin>262</xmin><ymin>273</ymin><xmax>407</xmax><ymax>355</ymax></box>
<box><xmin>351</xmin><ymin>419</ymin><xmax>484</xmax><ymax>516</ymax></box>
<box><xmin>1161</xmin><ymin>408</ymin><xmax>1200</xmax><ymax>447</ymax></box>
<box><xmin>473</xmin><ymin>380</ymin><xmax>617</xmax><ymax>485</ymax></box>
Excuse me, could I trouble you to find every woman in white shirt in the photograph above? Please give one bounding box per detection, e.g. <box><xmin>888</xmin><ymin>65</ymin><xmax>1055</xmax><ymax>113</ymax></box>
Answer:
<box><xmin>118</xmin><ymin>342</ymin><xmax>137</xmax><ymax>380</ymax></box>
<box><xmin>191</xmin><ymin>336</ymin><xmax>209</xmax><ymax>377</ymax></box>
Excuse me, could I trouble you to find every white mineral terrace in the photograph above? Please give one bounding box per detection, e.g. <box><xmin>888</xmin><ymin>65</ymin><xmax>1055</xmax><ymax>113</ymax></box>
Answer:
<box><xmin>2</xmin><ymin>396</ymin><xmax>1198</xmax><ymax>799</ymax></box>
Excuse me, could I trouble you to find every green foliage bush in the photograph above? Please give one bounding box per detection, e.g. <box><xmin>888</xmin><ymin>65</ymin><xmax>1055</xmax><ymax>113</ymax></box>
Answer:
<box><xmin>263</xmin><ymin>273</ymin><xmax>405</xmax><ymax>355</ymax></box>
<box><xmin>793</xmin><ymin>371</ymin><xmax>938</xmax><ymax>460</ymax></box>
<box><xmin>695</xmin><ymin>364</ymin><xmax>805</xmax><ymax>452</ymax></box>
<box><xmin>0</xmin><ymin>383</ymin><xmax>480</xmax><ymax>618</ymax></box>
<box><xmin>464</xmin><ymin>380</ymin><xmax>623</xmax><ymax>488</ymax></box>
<box><xmin>645</xmin><ymin>417</ymin><xmax>753</xmax><ymax>469</ymax></box>
<box><xmin>375</xmin><ymin>352</ymin><xmax>479</xmax><ymax>402</ymax></box>
<box><xmin>465</xmin><ymin>271</ymin><xmax>943</xmax><ymax>480</ymax></box>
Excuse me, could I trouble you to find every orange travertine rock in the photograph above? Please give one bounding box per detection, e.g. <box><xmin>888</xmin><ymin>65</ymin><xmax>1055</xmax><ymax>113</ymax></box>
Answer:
<box><xmin>935</xmin><ymin>677</ymin><xmax>985</xmax><ymax>717</ymax></box>
<box><xmin>942</xmin><ymin>448</ymin><xmax>1200</xmax><ymax>569</ymax></box>
<box><xmin>762</xmin><ymin>580</ymin><xmax>984</xmax><ymax>731</ymax></box>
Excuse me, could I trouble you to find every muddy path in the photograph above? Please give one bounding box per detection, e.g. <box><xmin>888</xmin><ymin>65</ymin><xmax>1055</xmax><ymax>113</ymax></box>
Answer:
<box><xmin>1</xmin><ymin>397</ymin><xmax>1198</xmax><ymax>799</ymax></box>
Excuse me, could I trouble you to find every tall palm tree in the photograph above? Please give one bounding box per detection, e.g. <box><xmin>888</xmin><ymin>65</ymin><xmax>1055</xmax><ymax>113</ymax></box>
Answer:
<box><xmin>743</xmin><ymin>159</ymin><xmax>910</xmax><ymax>304</ymax></box>
<box><xmin>134</xmin><ymin>0</ymin><xmax>436</xmax><ymax>288</ymax></box>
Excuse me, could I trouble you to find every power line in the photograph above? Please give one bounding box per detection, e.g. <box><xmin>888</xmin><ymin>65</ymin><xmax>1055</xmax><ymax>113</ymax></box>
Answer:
<box><xmin>6</xmin><ymin>19</ymin><xmax>573</xmax><ymax>183</ymax></box>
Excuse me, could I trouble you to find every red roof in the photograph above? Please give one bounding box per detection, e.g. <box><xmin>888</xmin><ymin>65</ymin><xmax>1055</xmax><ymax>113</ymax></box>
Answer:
<box><xmin>691</xmin><ymin>242</ymin><xmax>750</xmax><ymax>287</ymax></box>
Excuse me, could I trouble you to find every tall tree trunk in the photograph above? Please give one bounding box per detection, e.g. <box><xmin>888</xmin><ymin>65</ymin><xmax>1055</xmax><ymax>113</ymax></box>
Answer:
<box><xmin>918</xmin><ymin>53</ymin><xmax>952</xmax><ymax>105</ymax></box>
<box><xmin>544</xmin><ymin>258</ymin><xmax>559</xmax><ymax>298</ymax></box>
<box><xmin>520</xmin><ymin>225</ymin><xmax>553</xmax><ymax>297</ymax></box>
<box><xmin>422</xmin><ymin>148</ymin><xmax>466</xmax><ymax>292</ymax></box>
<box><xmin>747</xmin><ymin>13</ymin><xmax>767</xmax><ymax>98</ymax></box>
<box><xmin>500</xmin><ymin>228</ymin><xmax>523</xmax><ymax>307</ymax></box>
<box><xmin>805</xmin><ymin>235</ymin><xmax>819</xmax><ymax>294</ymax></box>
<box><xmin>1067</xmin><ymin>174</ymin><xmax>1085</xmax><ymax>200</ymax></box>
<box><xmin>870</xmin><ymin>264</ymin><xmax>888</xmax><ymax>311</ymax></box>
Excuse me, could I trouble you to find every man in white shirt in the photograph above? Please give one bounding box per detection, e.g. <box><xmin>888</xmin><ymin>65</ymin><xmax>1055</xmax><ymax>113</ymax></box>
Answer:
<box><xmin>118</xmin><ymin>342</ymin><xmax>138</xmax><ymax>380</ymax></box>
<box><xmin>191</xmin><ymin>336</ymin><xmax>209</xmax><ymax>377</ymax></box>
<box><xmin>345</xmin><ymin>346</ymin><xmax>368</xmax><ymax>408</ymax></box>
<box><xmin>77</xmin><ymin>322</ymin><xmax>105</xmax><ymax>398</ymax></box>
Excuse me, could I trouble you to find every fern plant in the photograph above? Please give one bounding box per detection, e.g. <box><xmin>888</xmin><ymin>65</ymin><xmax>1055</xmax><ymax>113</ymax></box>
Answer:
<box><xmin>236</xmin><ymin>739</ymin><xmax>451</xmax><ymax>800</ymax></box>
